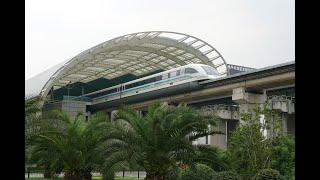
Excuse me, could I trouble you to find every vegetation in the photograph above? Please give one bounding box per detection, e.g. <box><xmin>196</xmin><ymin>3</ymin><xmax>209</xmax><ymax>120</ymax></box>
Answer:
<box><xmin>25</xmin><ymin>99</ymin><xmax>295</xmax><ymax>180</ymax></box>
<box><xmin>226</xmin><ymin>105</ymin><xmax>280</xmax><ymax>178</ymax></box>
<box><xmin>28</xmin><ymin>110</ymin><xmax>110</xmax><ymax>180</ymax></box>
<box><xmin>270</xmin><ymin>135</ymin><xmax>295</xmax><ymax>179</ymax></box>
<box><xmin>25</xmin><ymin>96</ymin><xmax>42</xmax><ymax>115</ymax></box>
<box><xmin>100</xmin><ymin>102</ymin><xmax>222</xmax><ymax>180</ymax></box>
<box><xmin>25</xmin><ymin>96</ymin><xmax>44</xmax><ymax>174</ymax></box>
<box><xmin>226</xmin><ymin>104</ymin><xmax>295</xmax><ymax>179</ymax></box>
<box><xmin>193</xmin><ymin>145</ymin><xmax>228</xmax><ymax>172</ymax></box>
<box><xmin>180</xmin><ymin>163</ymin><xmax>216</xmax><ymax>180</ymax></box>
<box><xmin>214</xmin><ymin>171</ymin><xmax>242</xmax><ymax>180</ymax></box>
<box><xmin>252</xmin><ymin>169</ymin><xmax>285</xmax><ymax>180</ymax></box>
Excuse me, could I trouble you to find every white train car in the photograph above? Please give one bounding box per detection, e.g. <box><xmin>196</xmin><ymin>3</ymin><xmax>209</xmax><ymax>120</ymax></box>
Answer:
<box><xmin>83</xmin><ymin>64</ymin><xmax>222</xmax><ymax>104</ymax></box>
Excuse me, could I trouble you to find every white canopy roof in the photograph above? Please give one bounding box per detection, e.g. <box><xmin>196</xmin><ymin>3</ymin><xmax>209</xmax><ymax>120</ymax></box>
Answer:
<box><xmin>26</xmin><ymin>31</ymin><xmax>228</xmax><ymax>98</ymax></box>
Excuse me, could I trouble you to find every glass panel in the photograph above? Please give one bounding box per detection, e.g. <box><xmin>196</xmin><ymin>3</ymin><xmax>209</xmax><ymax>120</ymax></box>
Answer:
<box><xmin>155</xmin><ymin>76</ymin><xmax>162</xmax><ymax>81</ymax></box>
<box><xmin>185</xmin><ymin>68</ymin><xmax>198</xmax><ymax>74</ymax></box>
<box><xmin>201</xmin><ymin>66</ymin><xmax>219</xmax><ymax>75</ymax></box>
<box><xmin>169</xmin><ymin>71</ymin><xmax>175</xmax><ymax>78</ymax></box>
<box><xmin>162</xmin><ymin>73</ymin><xmax>168</xmax><ymax>79</ymax></box>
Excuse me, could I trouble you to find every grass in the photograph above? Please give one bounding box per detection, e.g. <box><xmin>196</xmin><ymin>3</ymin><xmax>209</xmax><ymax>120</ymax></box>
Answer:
<box><xmin>114</xmin><ymin>177</ymin><xmax>140</xmax><ymax>180</ymax></box>
<box><xmin>25</xmin><ymin>177</ymin><xmax>140</xmax><ymax>180</ymax></box>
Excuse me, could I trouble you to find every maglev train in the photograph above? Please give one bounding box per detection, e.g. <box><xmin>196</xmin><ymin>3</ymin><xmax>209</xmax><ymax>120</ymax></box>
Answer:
<box><xmin>83</xmin><ymin>64</ymin><xmax>223</xmax><ymax>105</ymax></box>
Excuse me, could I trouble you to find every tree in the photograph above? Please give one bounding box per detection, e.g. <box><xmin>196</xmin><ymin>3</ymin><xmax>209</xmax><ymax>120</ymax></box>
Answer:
<box><xmin>100</xmin><ymin>102</ymin><xmax>222</xmax><ymax>180</ymax></box>
<box><xmin>226</xmin><ymin>105</ymin><xmax>282</xmax><ymax>179</ymax></box>
<box><xmin>25</xmin><ymin>96</ymin><xmax>42</xmax><ymax>115</ymax></box>
<box><xmin>180</xmin><ymin>163</ymin><xmax>216</xmax><ymax>180</ymax></box>
<box><xmin>25</xmin><ymin>96</ymin><xmax>43</xmax><ymax>175</ymax></box>
<box><xmin>29</xmin><ymin>110</ymin><xmax>110</xmax><ymax>180</ymax></box>
<box><xmin>25</xmin><ymin>96</ymin><xmax>42</xmax><ymax>143</ymax></box>
<box><xmin>271</xmin><ymin>135</ymin><xmax>295</xmax><ymax>180</ymax></box>
<box><xmin>214</xmin><ymin>170</ymin><xmax>242</xmax><ymax>180</ymax></box>
<box><xmin>252</xmin><ymin>168</ymin><xmax>285</xmax><ymax>180</ymax></box>
<box><xmin>193</xmin><ymin>145</ymin><xmax>229</xmax><ymax>172</ymax></box>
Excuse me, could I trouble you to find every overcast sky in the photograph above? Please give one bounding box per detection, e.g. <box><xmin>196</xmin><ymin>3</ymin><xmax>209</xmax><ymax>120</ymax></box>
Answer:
<box><xmin>25</xmin><ymin>0</ymin><xmax>295</xmax><ymax>80</ymax></box>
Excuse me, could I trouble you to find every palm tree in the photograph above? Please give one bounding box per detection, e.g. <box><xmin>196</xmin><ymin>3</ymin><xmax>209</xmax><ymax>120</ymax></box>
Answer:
<box><xmin>25</xmin><ymin>96</ymin><xmax>42</xmax><ymax>115</ymax></box>
<box><xmin>25</xmin><ymin>96</ymin><xmax>43</xmax><ymax>140</ymax></box>
<box><xmin>25</xmin><ymin>96</ymin><xmax>43</xmax><ymax>175</ymax></box>
<box><xmin>193</xmin><ymin>145</ymin><xmax>229</xmax><ymax>171</ymax></box>
<box><xmin>101</xmin><ymin>102</ymin><xmax>223</xmax><ymax>180</ymax></box>
<box><xmin>29</xmin><ymin>110</ymin><xmax>111</xmax><ymax>180</ymax></box>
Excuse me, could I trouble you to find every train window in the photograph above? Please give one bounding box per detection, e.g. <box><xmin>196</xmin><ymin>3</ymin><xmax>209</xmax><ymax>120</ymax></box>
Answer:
<box><xmin>142</xmin><ymin>80</ymin><xmax>148</xmax><ymax>85</ymax></box>
<box><xmin>168</xmin><ymin>73</ymin><xmax>171</xmax><ymax>78</ymax></box>
<box><xmin>108</xmin><ymin>88</ymin><xmax>117</xmax><ymax>94</ymax></box>
<box><xmin>185</xmin><ymin>68</ymin><xmax>198</xmax><ymax>74</ymax></box>
<box><xmin>144</xmin><ymin>77</ymin><xmax>156</xmax><ymax>84</ymax></box>
<box><xmin>176</xmin><ymin>70</ymin><xmax>181</xmax><ymax>76</ymax></box>
<box><xmin>155</xmin><ymin>76</ymin><xmax>162</xmax><ymax>81</ymax></box>
<box><xmin>132</xmin><ymin>82</ymin><xmax>138</xmax><ymax>88</ymax></box>
<box><xmin>163</xmin><ymin>73</ymin><xmax>168</xmax><ymax>79</ymax></box>
<box><xmin>201</xmin><ymin>66</ymin><xmax>219</xmax><ymax>75</ymax></box>
<box><xmin>170</xmin><ymin>70</ymin><xmax>180</xmax><ymax>78</ymax></box>
<box><xmin>169</xmin><ymin>71</ymin><xmax>175</xmax><ymax>78</ymax></box>
<box><xmin>126</xmin><ymin>83</ymin><xmax>133</xmax><ymax>89</ymax></box>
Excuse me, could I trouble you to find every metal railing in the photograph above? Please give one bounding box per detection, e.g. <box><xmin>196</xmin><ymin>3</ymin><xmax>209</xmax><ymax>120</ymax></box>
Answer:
<box><xmin>25</xmin><ymin>170</ymin><xmax>146</xmax><ymax>179</ymax></box>
<box><xmin>201</xmin><ymin>104</ymin><xmax>239</xmax><ymax>112</ymax></box>
<box><xmin>63</xmin><ymin>95</ymin><xmax>92</xmax><ymax>102</ymax></box>
<box><xmin>267</xmin><ymin>95</ymin><xmax>295</xmax><ymax>103</ymax></box>
<box><xmin>227</xmin><ymin>64</ymin><xmax>255</xmax><ymax>72</ymax></box>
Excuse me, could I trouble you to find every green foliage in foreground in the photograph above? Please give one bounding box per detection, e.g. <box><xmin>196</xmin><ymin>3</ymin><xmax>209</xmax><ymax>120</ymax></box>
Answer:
<box><xmin>226</xmin><ymin>104</ymin><xmax>294</xmax><ymax>179</ymax></box>
<box><xmin>25</xmin><ymin>96</ymin><xmax>42</xmax><ymax>164</ymax></box>
<box><xmin>227</xmin><ymin>105</ymin><xmax>286</xmax><ymax>179</ymax></box>
<box><xmin>101</xmin><ymin>102</ymin><xmax>223</xmax><ymax>180</ymax></box>
<box><xmin>29</xmin><ymin>110</ymin><xmax>111</xmax><ymax>180</ymax></box>
<box><xmin>214</xmin><ymin>171</ymin><xmax>242</xmax><ymax>180</ymax></box>
<box><xmin>271</xmin><ymin>135</ymin><xmax>295</xmax><ymax>179</ymax></box>
<box><xmin>25</xmin><ymin>100</ymin><xmax>294</xmax><ymax>180</ymax></box>
<box><xmin>252</xmin><ymin>168</ymin><xmax>285</xmax><ymax>180</ymax></box>
<box><xmin>25</xmin><ymin>176</ymin><xmax>151</xmax><ymax>180</ymax></box>
<box><xmin>114</xmin><ymin>177</ymin><xmax>140</xmax><ymax>180</ymax></box>
<box><xmin>180</xmin><ymin>164</ymin><xmax>216</xmax><ymax>180</ymax></box>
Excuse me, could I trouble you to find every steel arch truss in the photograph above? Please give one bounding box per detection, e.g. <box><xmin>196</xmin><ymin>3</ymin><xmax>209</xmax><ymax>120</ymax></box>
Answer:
<box><xmin>41</xmin><ymin>31</ymin><xmax>228</xmax><ymax>98</ymax></box>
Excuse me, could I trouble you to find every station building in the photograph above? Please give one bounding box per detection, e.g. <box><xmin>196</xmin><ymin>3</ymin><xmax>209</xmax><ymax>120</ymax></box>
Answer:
<box><xmin>26</xmin><ymin>31</ymin><xmax>295</xmax><ymax>149</ymax></box>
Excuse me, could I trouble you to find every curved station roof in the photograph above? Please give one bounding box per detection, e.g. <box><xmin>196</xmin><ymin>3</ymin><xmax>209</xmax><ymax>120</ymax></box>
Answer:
<box><xmin>26</xmin><ymin>31</ymin><xmax>228</xmax><ymax>99</ymax></box>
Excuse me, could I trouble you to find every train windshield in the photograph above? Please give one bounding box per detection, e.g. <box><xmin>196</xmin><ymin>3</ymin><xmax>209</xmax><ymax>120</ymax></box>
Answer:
<box><xmin>201</xmin><ymin>66</ymin><xmax>219</xmax><ymax>75</ymax></box>
<box><xmin>185</xmin><ymin>68</ymin><xmax>198</xmax><ymax>74</ymax></box>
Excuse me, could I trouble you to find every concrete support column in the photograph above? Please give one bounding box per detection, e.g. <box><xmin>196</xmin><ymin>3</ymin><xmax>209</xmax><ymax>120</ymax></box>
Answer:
<box><xmin>232</xmin><ymin>87</ymin><xmax>267</xmax><ymax>124</ymax></box>
<box><xmin>136</xmin><ymin>110</ymin><xmax>142</xmax><ymax>117</ymax></box>
<box><xmin>86</xmin><ymin>111</ymin><xmax>91</xmax><ymax>121</ymax></box>
<box><xmin>209</xmin><ymin>119</ymin><xmax>227</xmax><ymax>149</ymax></box>
<box><xmin>287</xmin><ymin>114</ymin><xmax>295</xmax><ymax>135</ymax></box>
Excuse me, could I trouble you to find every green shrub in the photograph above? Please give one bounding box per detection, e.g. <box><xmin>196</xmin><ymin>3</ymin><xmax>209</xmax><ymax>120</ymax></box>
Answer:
<box><xmin>271</xmin><ymin>135</ymin><xmax>295</xmax><ymax>180</ymax></box>
<box><xmin>165</xmin><ymin>166</ymin><xmax>181</xmax><ymax>180</ymax></box>
<box><xmin>180</xmin><ymin>164</ymin><xmax>216</xmax><ymax>180</ymax></box>
<box><xmin>252</xmin><ymin>169</ymin><xmax>285</xmax><ymax>180</ymax></box>
<box><xmin>215</xmin><ymin>171</ymin><xmax>242</xmax><ymax>180</ymax></box>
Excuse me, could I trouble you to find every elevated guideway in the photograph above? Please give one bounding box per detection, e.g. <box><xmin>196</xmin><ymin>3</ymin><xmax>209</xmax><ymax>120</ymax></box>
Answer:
<box><xmin>105</xmin><ymin>61</ymin><xmax>295</xmax><ymax>111</ymax></box>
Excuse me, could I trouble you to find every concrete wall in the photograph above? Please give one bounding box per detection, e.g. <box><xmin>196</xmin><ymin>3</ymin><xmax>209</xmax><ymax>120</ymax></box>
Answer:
<box><xmin>210</xmin><ymin>119</ymin><xmax>227</xmax><ymax>149</ymax></box>
<box><xmin>287</xmin><ymin>114</ymin><xmax>295</xmax><ymax>135</ymax></box>
<box><xmin>61</xmin><ymin>100</ymin><xmax>87</xmax><ymax>120</ymax></box>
